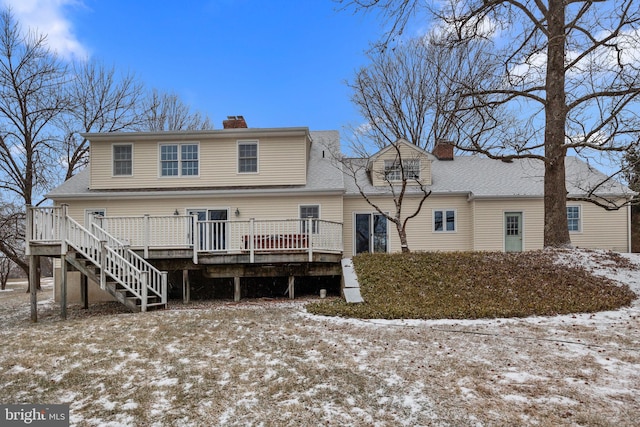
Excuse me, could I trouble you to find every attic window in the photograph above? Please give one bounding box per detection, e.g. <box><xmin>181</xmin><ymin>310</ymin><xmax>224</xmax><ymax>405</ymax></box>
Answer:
<box><xmin>384</xmin><ymin>159</ymin><xmax>420</xmax><ymax>181</ymax></box>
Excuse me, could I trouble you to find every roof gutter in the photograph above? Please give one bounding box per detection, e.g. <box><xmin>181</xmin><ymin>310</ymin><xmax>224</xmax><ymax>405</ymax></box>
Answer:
<box><xmin>81</xmin><ymin>127</ymin><xmax>310</xmax><ymax>142</ymax></box>
<box><xmin>47</xmin><ymin>187</ymin><xmax>345</xmax><ymax>201</ymax></box>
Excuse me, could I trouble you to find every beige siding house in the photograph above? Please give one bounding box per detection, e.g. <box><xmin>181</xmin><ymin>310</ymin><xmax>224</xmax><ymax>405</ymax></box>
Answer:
<box><xmin>342</xmin><ymin>140</ymin><xmax>631</xmax><ymax>255</ymax></box>
<box><xmin>28</xmin><ymin>120</ymin><xmax>633</xmax><ymax>311</ymax></box>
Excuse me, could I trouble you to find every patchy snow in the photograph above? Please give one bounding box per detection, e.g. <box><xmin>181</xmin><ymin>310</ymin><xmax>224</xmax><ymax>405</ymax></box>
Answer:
<box><xmin>1</xmin><ymin>249</ymin><xmax>639</xmax><ymax>425</ymax></box>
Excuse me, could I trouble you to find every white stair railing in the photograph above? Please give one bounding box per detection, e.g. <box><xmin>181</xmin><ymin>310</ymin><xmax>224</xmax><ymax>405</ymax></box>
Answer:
<box><xmin>90</xmin><ymin>220</ymin><xmax>167</xmax><ymax>304</ymax></box>
<box><xmin>65</xmin><ymin>217</ymin><xmax>149</xmax><ymax>305</ymax></box>
<box><xmin>27</xmin><ymin>205</ymin><xmax>167</xmax><ymax>312</ymax></box>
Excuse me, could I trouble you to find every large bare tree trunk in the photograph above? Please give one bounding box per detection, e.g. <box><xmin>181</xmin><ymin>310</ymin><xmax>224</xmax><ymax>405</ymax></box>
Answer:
<box><xmin>543</xmin><ymin>0</ymin><xmax>570</xmax><ymax>248</ymax></box>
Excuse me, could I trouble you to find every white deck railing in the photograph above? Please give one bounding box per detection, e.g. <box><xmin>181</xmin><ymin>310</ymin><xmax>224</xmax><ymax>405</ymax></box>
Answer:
<box><xmin>27</xmin><ymin>207</ymin><xmax>344</xmax><ymax>265</ymax></box>
<box><xmin>27</xmin><ymin>205</ymin><xmax>167</xmax><ymax>311</ymax></box>
<box><xmin>96</xmin><ymin>215</ymin><xmax>343</xmax><ymax>263</ymax></box>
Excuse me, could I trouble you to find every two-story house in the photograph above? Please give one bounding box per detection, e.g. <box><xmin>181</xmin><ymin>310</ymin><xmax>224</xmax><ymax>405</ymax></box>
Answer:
<box><xmin>26</xmin><ymin>117</ymin><xmax>632</xmax><ymax>312</ymax></box>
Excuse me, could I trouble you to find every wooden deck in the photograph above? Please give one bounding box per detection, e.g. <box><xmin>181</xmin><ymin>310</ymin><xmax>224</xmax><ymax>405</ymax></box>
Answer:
<box><xmin>26</xmin><ymin>206</ymin><xmax>344</xmax><ymax>316</ymax></box>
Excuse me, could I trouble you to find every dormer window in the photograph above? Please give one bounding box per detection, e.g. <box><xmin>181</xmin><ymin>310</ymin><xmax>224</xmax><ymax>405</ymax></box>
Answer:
<box><xmin>384</xmin><ymin>159</ymin><xmax>420</xmax><ymax>181</ymax></box>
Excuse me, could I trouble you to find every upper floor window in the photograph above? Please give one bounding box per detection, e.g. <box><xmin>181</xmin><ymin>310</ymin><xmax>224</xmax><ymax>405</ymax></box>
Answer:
<box><xmin>384</xmin><ymin>159</ymin><xmax>420</xmax><ymax>181</ymax></box>
<box><xmin>113</xmin><ymin>144</ymin><xmax>132</xmax><ymax>176</ymax></box>
<box><xmin>300</xmin><ymin>204</ymin><xmax>320</xmax><ymax>234</ymax></box>
<box><xmin>238</xmin><ymin>141</ymin><xmax>258</xmax><ymax>173</ymax></box>
<box><xmin>434</xmin><ymin>209</ymin><xmax>456</xmax><ymax>232</ymax></box>
<box><xmin>567</xmin><ymin>205</ymin><xmax>581</xmax><ymax>232</ymax></box>
<box><xmin>160</xmin><ymin>143</ymin><xmax>199</xmax><ymax>177</ymax></box>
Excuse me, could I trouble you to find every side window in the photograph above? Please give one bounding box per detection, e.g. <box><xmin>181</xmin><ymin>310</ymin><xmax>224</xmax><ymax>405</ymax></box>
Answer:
<box><xmin>300</xmin><ymin>205</ymin><xmax>320</xmax><ymax>234</ymax></box>
<box><xmin>238</xmin><ymin>141</ymin><xmax>258</xmax><ymax>173</ymax></box>
<box><xmin>434</xmin><ymin>209</ymin><xmax>456</xmax><ymax>232</ymax></box>
<box><xmin>113</xmin><ymin>144</ymin><xmax>132</xmax><ymax>176</ymax></box>
<box><xmin>567</xmin><ymin>205</ymin><xmax>581</xmax><ymax>232</ymax></box>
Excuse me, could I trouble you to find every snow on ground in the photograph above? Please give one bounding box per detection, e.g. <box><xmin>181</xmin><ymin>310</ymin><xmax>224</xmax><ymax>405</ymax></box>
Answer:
<box><xmin>0</xmin><ymin>250</ymin><xmax>639</xmax><ymax>426</ymax></box>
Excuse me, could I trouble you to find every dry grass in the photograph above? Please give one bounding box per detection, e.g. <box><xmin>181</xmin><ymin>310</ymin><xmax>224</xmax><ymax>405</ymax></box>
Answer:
<box><xmin>307</xmin><ymin>250</ymin><xmax>636</xmax><ymax>319</ymax></box>
<box><xmin>1</xmin><ymin>250</ymin><xmax>640</xmax><ymax>426</ymax></box>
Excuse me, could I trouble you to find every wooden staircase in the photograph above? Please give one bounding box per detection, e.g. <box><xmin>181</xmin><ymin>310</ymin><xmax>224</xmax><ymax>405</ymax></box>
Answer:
<box><xmin>65</xmin><ymin>250</ymin><xmax>165</xmax><ymax>312</ymax></box>
<box><xmin>27</xmin><ymin>206</ymin><xmax>168</xmax><ymax>313</ymax></box>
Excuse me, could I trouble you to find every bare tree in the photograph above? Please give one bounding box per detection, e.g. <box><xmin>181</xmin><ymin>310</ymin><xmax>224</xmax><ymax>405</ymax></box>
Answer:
<box><xmin>0</xmin><ymin>201</ymin><xmax>27</xmax><ymax>279</ymax></box>
<box><xmin>139</xmin><ymin>89</ymin><xmax>212</xmax><ymax>131</ymax></box>
<box><xmin>0</xmin><ymin>10</ymin><xmax>67</xmax><ymax>291</ymax></box>
<box><xmin>61</xmin><ymin>60</ymin><xmax>145</xmax><ymax>180</ymax></box>
<box><xmin>342</xmin><ymin>35</ymin><xmax>505</xmax><ymax>251</ymax></box>
<box><xmin>0</xmin><ymin>255</ymin><xmax>12</xmax><ymax>290</ymax></box>
<box><xmin>341</xmin><ymin>140</ymin><xmax>432</xmax><ymax>252</ymax></box>
<box><xmin>348</xmin><ymin>34</ymin><xmax>504</xmax><ymax>152</ymax></box>
<box><xmin>340</xmin><ymin>0</ymin><xmax>640</xmax><ymax>248</ymax></box>
<box><xmin>0</xmin><ymin>10</ymin><xmax>67</xmax><ymax>207</ymax></box>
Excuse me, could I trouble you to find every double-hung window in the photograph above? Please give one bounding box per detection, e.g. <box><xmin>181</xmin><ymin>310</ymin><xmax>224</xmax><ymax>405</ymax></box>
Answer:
<box><xmin>160</xmin><ymin>143</ymin><xmax>199</xmax><ymax>177</ymax></box>
<box><xmin>300</xmin><ymin>205</ymin><xmax>320</xmax><ymax>234</ymax></box>
<box><xmin>434</xmin><ymin>209</ymin><xmax>456</xmax><ymax>232</ymax></box>
<box><xmin>384</xmin><ymin>159</ymin><xmax>420</xmax><ymax>181</ymax></box>
<box><xmin>238</xmin><ymin>141</ymin><xmax>258</xmax><ymax>173</ymax></box>
<box><xmin>567</xmin><ymin>205</ymin><xmax>581</xmax><ymax>232</ymax></box>
<box><xmin>113</xmin><ymin>144</ymin><xmax>132</xmax><ymax>176</ymax></box>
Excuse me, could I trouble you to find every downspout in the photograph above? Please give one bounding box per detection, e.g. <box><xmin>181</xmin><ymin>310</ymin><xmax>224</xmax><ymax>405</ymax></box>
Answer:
<box><xmin>628</xmin><ymin>203</ymin><xmax>632</xmax><ymax>253</ymax></box>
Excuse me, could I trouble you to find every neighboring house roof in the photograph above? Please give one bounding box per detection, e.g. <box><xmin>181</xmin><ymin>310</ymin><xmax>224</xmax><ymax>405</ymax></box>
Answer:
<box><xmin>343</xmin><ymin>155</ymin><xmax>631</xmax><ymax>199</ymax></box>
<box><xmin>47</xmin><ymin>130</ymin><xmax>344</xmax><ymax>200</ymax></box>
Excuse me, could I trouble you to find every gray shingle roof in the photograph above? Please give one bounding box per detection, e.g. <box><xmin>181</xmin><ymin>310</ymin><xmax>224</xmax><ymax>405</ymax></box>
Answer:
<box><xmin>47</xmin><ymin>129</ymin><xmax>630</xmax><ymax>201</ymax></box>
<box><xmin>343</xmin><ymin>155</ymin><xmax>631</xmax><ymax>198</ymax></box>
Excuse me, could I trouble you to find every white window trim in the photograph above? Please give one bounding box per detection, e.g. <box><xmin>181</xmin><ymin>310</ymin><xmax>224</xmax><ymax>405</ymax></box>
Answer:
<box><xmin>237</xmin><ymin>140</ymin><xmax>259</xmax><ymax>174</ymax></box>
<box><xmin>158</xmin><ymin>142</ymin><xmax>200</xmax><ymax>178</ymax></box>
<box><xmin>112</xmin><ymin>143</ymin><xmax>133</xmax><ymax>177</ymax></box>
<box><xmin>567</xmin><ymin>205</ymin><xmax>582</xmax><ymax>233</ymax></box>
<box><xmin>432</xmin><ymin>208</ymin><xmax>457</xmax><ymax>233</ymax></box>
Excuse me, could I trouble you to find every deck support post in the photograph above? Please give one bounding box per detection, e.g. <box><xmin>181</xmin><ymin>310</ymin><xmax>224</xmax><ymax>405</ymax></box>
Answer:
<box><xmin>306</xmin><ymin>218</ymin><xmax>312</xmax><ymax>262</ymax></box>
<box><xmin>249</xmin><ymin>218</ymin><xmax>255</xmax><ymax>263</ymax></box>
<box><xmin>81</xmin><ymin>274</ymin><xmax>89</xmax><ymax>309</ymax></box>
<box><xmin>288</xmin><ymin>275</ymin><xmax>295</xmax><ymax>300</ymax></box>
<box><xmin>143</xmin><ymin>214</ymin><xmax>150</xmax><ymax>258</ymax></box>
<box><xmin>183</xmin><ymin>269</ymin><xmax>190</xmax><ymax>304</ymax></box>
<box><xmin>61</xmin><ymin>256</ymin><xmax>67</xmax><ymax>320</ymax></box>
<box><xmin>29</xmin><ymin>255</ymin><xmax>38</xmax><ymax>322</ymax></box>
<box><xmin>234</xmin><ymin>276</ymin><xmax>241</xmax><ymax>302</ymax></box>
<box><xmin>192</xmin><ymin>214</ymin><xmax>199</xmax><ymax>265</ymax></box>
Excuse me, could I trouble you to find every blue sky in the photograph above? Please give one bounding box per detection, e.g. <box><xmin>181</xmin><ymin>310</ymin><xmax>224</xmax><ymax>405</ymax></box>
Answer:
<box><xmin>1</xmin><ymin>0</ymin><xmax>388</xmax><ymax>131</ymax></box>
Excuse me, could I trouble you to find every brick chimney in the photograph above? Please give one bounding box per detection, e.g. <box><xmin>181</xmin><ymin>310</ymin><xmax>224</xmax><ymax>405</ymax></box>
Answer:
<box><xmin>433</xmin><ymin>140</ymin><xmax>454</xmax><ymax>160</ymax></box>
<box><xmin>222</xmin><ymin>115</ymin><xmax>248</xmax><ymax>129</ymax></box>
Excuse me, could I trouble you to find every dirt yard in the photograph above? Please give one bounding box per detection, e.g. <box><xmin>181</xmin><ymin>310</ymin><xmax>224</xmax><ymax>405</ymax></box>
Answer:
<box><xmin>1</xmin><ymin>251</ymin><xmax>639</xmax><ymax>426</ymax></box>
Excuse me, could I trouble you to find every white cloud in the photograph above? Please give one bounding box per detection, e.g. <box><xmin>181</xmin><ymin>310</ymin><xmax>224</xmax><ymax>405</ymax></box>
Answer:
<box><xmin>0</xmin><ymin>0</ymin><xmax>88</xmax><ymax>61</ymax></box>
